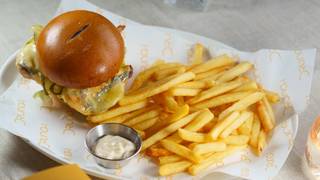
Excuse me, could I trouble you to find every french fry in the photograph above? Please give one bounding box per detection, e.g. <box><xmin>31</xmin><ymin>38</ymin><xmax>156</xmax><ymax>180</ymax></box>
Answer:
<box><xmin>238</xmin><ymin>114</ymin><xmax>254</xmax><ymax>135</ymax></box>
<box><xmin>219</xmin><ymin>92</ymin><xmax>265</xmax><ymax>120</ymax></box>
<box><xmin>159</xmin><ymin>161</ymin><xmax>192</xmax><ymax>176</ymax></box>
<box><xmin>188</xmin><ymin>79</ymin><xmax>244</xmax><ymax>104</ymax></box>
<box><xmin>191</xmin><ymin>43</ymin><xmax>204</xmax><ymax>65</ymax></box>
<box><xmin>231</xmin><ymin>129</ymin><xmax>239</xmax><ymax>135</ymax></box>
<box><xmin>163</xmin><ymin>95</ymin><xmax>179</xmax><ymax>112</ymax></box>
<box><xmin>265</xmin><ymin>90</ymin><xmax>280</xmax><ymax>103</ymax></box>
<box><xmin>125</xmin><ymin>109</ymin><xmax>160</xmax><ymax>126</ymax></box>
<box><xmin>216</xmin><ymin>62</ymin><xmax>253</xmax><ymax>83</ymax></box>
<box><xmin>178</xmin><ymin>129</ymin><xmax>206</xmax><ymax>142</ymax></box>
<box><xmin>192</xmin><ymin>142</ymin><xmax>227</xmax><ymax>154</ymax></box>
<box><xmin>221</xmin><ymin>135</ymin><xmax>249</xmax><ymax>145</ymax></box>
<box><xmin>161</xmin><ymin>139</ymin><xmax>201</xmax><ymax>163</ymax></box>
<box><xmin>198</xmin><ymin>71</ymin><xmax>224</xmax><ymax>82</ymax></box>
<box><xmin>257</xmin><ymin>100</ymin><xmax>274</xmax><ymax>132</ymax></box>
<box><xmin>168</xmin><ymin>88</ymin><xmax>201</xmax><ymax>96</ymax></box>
<box><xmin>232</xmin><ymin>81</ymin><xmax>258</xmax><ymax>92</ymax></box>
<box><xmin>146</xmin><ymin>146</ymin><xmax>172</xmax><ymax>157</ymax></box>
<box><xmin>201</xmin><ymin>121</ymin><xmax>217</xmax><ymax>133</ymax></box>
<box><xmin>166</xmin><ymin>109</ymin><xmax>214</xmax><ymax>143</ymax></box>
<box><xmin>151</xmin><ymin>59</ymin><xmax>165</xmax><ymax>67</ymax></box>
<box><xmin>188</xmin><ymin>145</ymin><xmax>247</xmax><ymax>175</ymax></box>
<box><xmin>129</xmin><ymin>62</ymin><xmax>182</xmax><ymax>91</ymax></box>
<box><xmin>159</xmin><ymin>155</ymin><xmax>183</xmax><ymax>165</ymax></box>
<box><xmin>176</xmin><ymin>96</ymin><xmax>185</xmax><ymax>106</ymax></box>
<box><xmin>141</xmin><ymin>111</ymin><xmax>201</xmax><ymax>151</ymax></box>
<box><xmin>120</xmin><ymin>72</ymin><xmax>195</xmax><ymax>105</ymax></box>
<box><xmin>219</xmin><ymin>111</ymin><xmax>253</xmax><ymax>138</ymax></box>
<box><xmin>88</xmin><ymin>100</ymin><xmax>148</xmax><ymax>123</ymax></box>
<box><xmin>153</xmin><ymin>66</ymin><xmax>186</xmax><ymax>80</ymax></box>
<box><xmin>249</xmin><ymin>115</ymin><xmax>261</xmax><ymax>148</ymax></box>
<box><xmin>262</xmin><ymin>97</ymin><xmax>276</xmax><ymax>125</ymax></box>
<box><xmin>255</xmin><ymin>130</ymin><xmax>267</xmax><ymax>156</ymax></box>
<box><xmin>167</xmin><ymin>104</ymin><xmax>189</xmax><ymax>123</ymax></box>
<box><xmin>176</xmin><ymin>81</ymin><xmax>207</xmax><ymax>89</ymax></box>
<box><xmin>99</xmin><ymin>106</ymin><xmax>153</xmax><ymax>124</ymax></box>
<box><xmin>194</xmin><ymin>66</ymin><xmax>230</xmax><ymax>80</ymax></box>
<box><xmin>190</xmin><ymin>91</ymin><xmax>253</xmax><ymax>111</ymax></box>
<box><xmin>133</xmin><ymin>117</ymin><xmax>158</xmax><ymax>131</ymax></box>
<box><xmin>189</xmin><ymin>55</ymin><xmax>235</xmax><ymax>74</ymax></box>
<box><xmin>208</xmin><ymin>111</ymin><xmax>240</xmax><ymax>140</ymax></box>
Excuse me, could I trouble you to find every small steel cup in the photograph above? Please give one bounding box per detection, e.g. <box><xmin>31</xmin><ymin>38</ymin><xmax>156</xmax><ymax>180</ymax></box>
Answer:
<box><xmin>85</xmin><ymin>123</ymin><xmax>142</xmax><ymax>169</ymax></box>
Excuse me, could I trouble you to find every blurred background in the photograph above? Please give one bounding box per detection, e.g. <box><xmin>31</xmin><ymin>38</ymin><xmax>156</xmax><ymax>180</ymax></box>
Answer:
<box><xmin>0</xmin><ymin>0</ymin><xmax>319</xmax><ymax>179</ymax></box>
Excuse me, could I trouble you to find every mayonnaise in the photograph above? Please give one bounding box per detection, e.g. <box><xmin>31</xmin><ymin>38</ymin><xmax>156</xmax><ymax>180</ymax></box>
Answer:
<box><xmin>94</xmin><ymin>135</ymin><xmax>136</xmax><ymax>159</ymax></box>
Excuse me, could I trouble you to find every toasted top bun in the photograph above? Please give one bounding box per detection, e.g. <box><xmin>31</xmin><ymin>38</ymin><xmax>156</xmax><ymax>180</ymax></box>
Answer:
<box><xmin>37</xmin><ymin>10</ymin><xmax>124</xmax><ymax>88</ymax></box>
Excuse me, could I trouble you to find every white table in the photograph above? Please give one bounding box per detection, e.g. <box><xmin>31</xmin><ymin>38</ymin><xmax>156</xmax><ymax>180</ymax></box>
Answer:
<box><xmin>0</xmin><ymin>0</ymin><xmax>319</xmax><ymax>179</ymax></box>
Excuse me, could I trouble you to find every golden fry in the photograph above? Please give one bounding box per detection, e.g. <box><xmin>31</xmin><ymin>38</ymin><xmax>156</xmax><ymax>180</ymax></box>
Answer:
<box><xmin>159</xmin><ymin>160</ymin><xmax>192</xmax><ymax>176</ymax></box>
<box><xmin>190</xmin><ymin>91</ymin><xmax>253</xmax><ymax>111</ymax></box>
<box><xmin>166</xmin><ymin>104</ymin><xmax>189</xmax><ymax>123</ymax></box>
<box><xmin>232</xmin><ymin>81</ymin><xmax>258</xmax><ymax>92</ymax></box>
<box><xmin>161</xmin><ymin>139</ymin><xmax>201</xmax><ymax>163</ymax></box>
<box><xmin>141</xmin><ymin>111</ymin><xmax>201</xmax><ymax>151</ymax></box>
<box><xmin>194</xmin><ymin>66</ymin><xmax>230</xmax><ymax>80</ymax></box>
<box><xmin>120</xmin><ymin>72</ymin><xmax>195</xmax><ymax>105</ymax></box>
<box><xmin>158</xmin><ymin>155</ymin><xmax>183</xmax><ymax>165</ymax></box>
<box><xmin>189</xmin><ymin>55</ymin><xmax>235</xmax><ymax>74</ymax></box>
<box><xmin>88</xmin><ymin>100</ymin><xmax>148</xmax><ymax>123</ymax></box>
<box><xmin>188</xmin><ymin>79</ymin><xmax>244</xmax><ymax>104</ymax></box>
<box><xmin>176</xmin><ymin>81</ymin><xmax>207</xmax><ymax>89</ymax></box>
<box><xmin>178</xmin><ymin>128</ymin><xmax>206</xmax><ymax>142</ymax></box>
<box><xmin>168</xmin><ymin>88</ymin><xmax>201</xmax><ymax>96</ymax></box>
<box><xmin>125</xmin><ymin>109</ymin><xmax>160</xmax><ymax>126</ymax></box>
<box><xmin>219</xmin><ymin>111</ymin><xmax>253</xmax><ymax>138</ymax></box>
<box><xmin>209</xmin><ymin>111</ymin><xmax>240</xmax><ymax>140</ymax></box>
<box><xmin>221</xmin><ymin>135</ymin><xmax>249</xmax><ymax>145</ymax></box>
<box><xmin>192</xmin><ymin>142</ymin><xmax>227</xmax><ymax>154</ymax></box>
<box><xmin>219</xmin><ymin>92</ymin><xmax>265</xmax><ymax>120</ymax></box>
<box><xmin>153</xmin><ymin>66</ymin><xmax>186</xmax><ymax>80</ymax></box>
<box><xmin>216</xmin><ymin>61</ymin><xmax>253</xmax><ymax>83</ymax></box>
<box><xmin>188</xmin><ymin>145</ymin><xmax>247</xmax><ymax>175</ymax></box>
<box><xmin>257</xmin><ymin>100</ymin><xmax>274</xmax><ymax>132</ymax></box>
<box><xmin>133</xmin><ymin>117</ymin><xmax>158</xmax><ymax>131</ymax></box>
<box><xmin>238</xmin><ymin>114</ymin><xmax>254</xmax><ymax>135</ymax></box>
<box><xmin>190</xmin><ymin>43</ymin><xmax>204</xmax><ymax>65</ymax></box>
<box><xmin>166</xmin><ymin>109</ymin><xmax>214</xmax><ymax>143</ymax></box>
<box><xmin>265</xmin><ymin>90</ymin><xmax>280</xmax><ymax>103</ymax></box>
<box><xmin>249</xmin><ymin>115</ymin><xmax>261</xmax><ymax>148</ymax></box>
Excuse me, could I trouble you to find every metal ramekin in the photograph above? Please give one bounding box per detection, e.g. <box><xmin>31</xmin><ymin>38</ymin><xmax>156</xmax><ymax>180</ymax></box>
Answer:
<box><xmin>85</xmin><ymin>123</ymin><xmax>142</xmax><ymax>169</ymax></box>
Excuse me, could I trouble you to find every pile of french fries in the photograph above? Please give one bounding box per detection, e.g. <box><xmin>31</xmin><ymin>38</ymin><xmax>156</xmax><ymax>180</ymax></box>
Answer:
<box><xmin>87</xmin><ymin>43</ymin><xmax>280</xmax><ymax>176</ymax></box>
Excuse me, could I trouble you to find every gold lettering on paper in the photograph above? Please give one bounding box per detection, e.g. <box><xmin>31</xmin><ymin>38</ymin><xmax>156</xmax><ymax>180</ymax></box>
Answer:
<box><xmin>115</xmin><ymin>165</ymin><xmax>122</xmax><ymax>176</ymax></box>
<box><xmin>240</xmin><ymin>167</ymin><xmax>250</xmax><ymax>177</ymax></box>
<box><xmin>279</xmin><ymin>80</ymin><xmax>294</xmax><ymax>116</ymax></box>
<box><xmin>162</xmin><ymin>33</ymin><xmax>173</xmax><ymax>57</ymax></box>
<box><xmin>265</xmin><ymin>152</ymin><xmax>277</xmax><ymax>170</ymax></box>
<box><xmin>294</xmin><ymin>50</ymin><xmax>309</xmax><ymax>79</ymax></box>
<box><xmin>268</xmin><ymin>50</ymin><xmax>281</xmax><ymax>62</ymax></box>
<box><xmin>38</xmin><ymin>123</ymin><xmax>50</xmax><ymax>148</ymax></box>
<box><xmin>305</xmin><ymin>95</ymin><xmax>311</xmax><ymax>106</ymax></box>
<box><xmin>240</xmin><ymin>153</ymin><xmax>252</xmax><ymax>163</ymax></box>
<box><xmin>252</xmin><ymin>65</ymin><xmax>261</xmax><ymax>83</ymax></box>
<box><xmin>280</xmin><ymin>120</ymin><xmax>294</xmax><ymax>150</ymax></box>
<box><xmin>62</xmin><ymin>111</ymin><xmax>76</xmax><ymax>135</ymax></box>
<box><xmin>140</xmin><ymin>44</ymin><xmax>149</xmax><ymax>71</ymax></box>
<box><xmin>63</xmin><ymin>148</ymin><xmax>72</xmax><ymax>161</ymax></box>
<box><xmin>14</xmin><ymin>100</ymin><xmax>26</xmax><ymax>125</ymax></box>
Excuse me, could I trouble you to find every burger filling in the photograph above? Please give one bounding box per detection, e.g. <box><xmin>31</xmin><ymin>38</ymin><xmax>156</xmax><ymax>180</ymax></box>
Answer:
<box><xmin>16</xmin><ymin>25</ymin><xmax>132</xmax><ymax>115</ymax></box>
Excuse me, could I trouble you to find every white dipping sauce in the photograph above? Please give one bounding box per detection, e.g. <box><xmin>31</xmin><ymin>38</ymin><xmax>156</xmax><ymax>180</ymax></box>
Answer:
<box><xmin>94</xmin><ymin>135</ymin><xmax>136</xmax><ymax>159</ymax></box>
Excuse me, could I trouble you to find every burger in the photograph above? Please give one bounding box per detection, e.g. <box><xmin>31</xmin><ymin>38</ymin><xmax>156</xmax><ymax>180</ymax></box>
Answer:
<box><xmin>15</xmin><ymin>10</ymin><xmax>132</xmax><ymax>115</ymax></box>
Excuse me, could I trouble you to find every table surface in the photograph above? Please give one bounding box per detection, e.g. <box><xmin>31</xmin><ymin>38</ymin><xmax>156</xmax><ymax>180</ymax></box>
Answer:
<box><xmin>0</xmin><ymin>0</ymin><xmax>319</xmax><ymax>179</ymax></box>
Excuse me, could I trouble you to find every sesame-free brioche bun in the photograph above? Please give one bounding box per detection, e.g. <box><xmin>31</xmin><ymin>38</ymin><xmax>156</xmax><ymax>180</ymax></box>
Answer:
<box><xmin>37</xmin><ymin>10</ymin><xmax>124</xmax><ymax>88</ymax></box>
